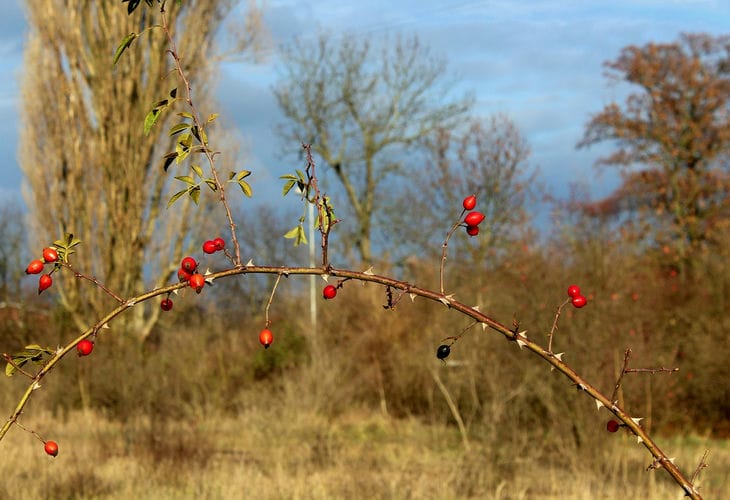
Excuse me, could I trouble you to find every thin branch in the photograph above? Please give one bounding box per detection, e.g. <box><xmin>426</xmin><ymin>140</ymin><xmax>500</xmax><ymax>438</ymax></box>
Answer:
<box><xmin>264</xmin><ymin>273</ymin><xmax>283</xmax><ymax>328</ymax></box>
<box><xmin>611</xmin><ymin>348</ymin><xmax>632</xmax><ymax>403</ymax></box>
<box><xmin>690</xmin><ymin>449</ymin><xmax>710</xmax><ymax>486</ymax></box>
<box><xmin>547</xmin><ymin>298</ymin><xmax>570</xmax><ymax>353</ymax></box>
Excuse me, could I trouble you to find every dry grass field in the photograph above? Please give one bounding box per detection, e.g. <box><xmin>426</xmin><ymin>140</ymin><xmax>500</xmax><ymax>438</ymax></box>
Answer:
<box><xmin>1</xmin><ymin>401</ymin><xmax>727</xmax><ymax>499</ymax></box>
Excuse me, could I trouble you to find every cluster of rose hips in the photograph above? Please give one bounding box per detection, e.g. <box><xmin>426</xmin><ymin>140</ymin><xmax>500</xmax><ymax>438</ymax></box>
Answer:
<box><xmin>567</xmin><ymin>284</ymin><xmax>588</xmax><ymax>308</ymax></box>
<box><xmin>462</xmin><ymin>195</ymin><xmax>485</xmax><ymax>236</ymax></box>
<box><xmin>25</xmin><ymin>247</ymin><xmax>59</xmax><ymax>294</ymax></box>
<box><xmin>177</xmin><ymin>256</ymin><xmax>206</xmax><ymax>294</ymax></box>
<box><xmin>202</xmin><ymin>237</ymin><xmax>226</xmax><ymax>255</ymax></box>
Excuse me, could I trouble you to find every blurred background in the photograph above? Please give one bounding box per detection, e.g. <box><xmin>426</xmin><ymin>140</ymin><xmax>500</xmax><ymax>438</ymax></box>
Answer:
<box><xmin>0</xmin><ymin>1</ymin><xmax>728</xmax><ymax>498</ymax></box>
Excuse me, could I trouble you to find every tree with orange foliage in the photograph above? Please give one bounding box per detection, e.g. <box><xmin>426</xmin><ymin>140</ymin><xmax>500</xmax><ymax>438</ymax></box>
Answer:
<box><xmin>579</xmin><ymin>33</ymin><xmax>730</xmax><ymax>268</ymax></box>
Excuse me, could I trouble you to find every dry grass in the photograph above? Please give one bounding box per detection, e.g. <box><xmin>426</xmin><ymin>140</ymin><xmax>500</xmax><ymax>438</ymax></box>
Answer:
<box><xmin>1</xmin><ymin>402</ymin><xmax>726</xmax><ymax>499</ymax></box>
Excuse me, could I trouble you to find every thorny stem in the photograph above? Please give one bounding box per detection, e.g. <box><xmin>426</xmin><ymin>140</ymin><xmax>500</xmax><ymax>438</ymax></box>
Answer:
<box><xmin>0</xmin><ymin>263</ymin><xmax>703</xmax><ymax>499</ymax></box>
<box><xmin>302</xmin><ymin>145</ymin><xmax>335</xmax><ymax>268</ymax></box>
<box><xmin>159</xmin><ymin>3</ymin><xmax>242</xmax><ymax>266</ymax></box>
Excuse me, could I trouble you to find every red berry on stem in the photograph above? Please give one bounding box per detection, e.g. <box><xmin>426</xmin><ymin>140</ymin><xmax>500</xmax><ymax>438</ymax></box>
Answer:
<box><xmin>42</xmin><ymin>247</ymin><xmax>59</xmax><ymax>263</ymax></box>
<box><xmin>259</xmin><ymin>328</ymin><xmax>273</xmax><ymax>349</ymax></box>
<box><xmin>464</xmin><ymin>211</ymin><xmax>485</xmax><ymax>226</ymax></box>
<box><xmin>38</xmin><ymin>274</ymin><xmax>52</xmax><ymax>294</ymax></box>
<box><xmin>213</xmin><ymin>237</ymin><xmax>225</xmax><ymax>251</ymax></box>
<box><xmin>26</xmin><ymin>259</ymin><xmax>45</xmax><ymax>275</ymax></box>
<box><xmin>178</xmin><ymin>268</ymin><xmax>192</xmax><ymax>283</ymax></box>
<box><xmin>44</xmin><ymin>440</ymin><xmax>59</xmax><ymax>457</ymax></box>
<box><xmin>189</xmin><ymin>273</ymin><xmax>205</xmax><ymax>293</ymax></box>
<box><xmin>181</xmin><ymin>256</ymin><xmax>197</xmax><ymax>274</ymax></box>
<box><xmin>466</xmin><ymin>225</ymin><xmax>479</xmax><ymax>236</ymax></box>
<box><xmin>160</xmin><ymin>298</ymin><xmax>174</xmax><ymax>311</ymax></box>
<box><xmin>567</xmin><ymin>285</ymin><xmax>581</xmax><ymax>298</ymax></box>
<box><xmin>462</xmin><ymin>195</ymin><xmax>477</xmax><ymax>211</ymax></box>
<box><xmin>202</xmin><ymin>240</ymin><xmax>217</xmax><ymax>254</ymax></box>
<box><xmin>571</xmin><ymin>295</ymin><xmax>588</xmax><ymax>308</ymax></box>
<box><xmin>323</xmin><ymin>285</ymin><xmax>337</xmax><ymax>300</ymax></box>
<box><xmin>77</xmin><ymin>339</ymin><xmax>94</xmax><ymax>357</ymax></box>
<box><xmin>606</xmin><ymin>420</ymin><xmax>620</xmax><ymax>433</ymax></box>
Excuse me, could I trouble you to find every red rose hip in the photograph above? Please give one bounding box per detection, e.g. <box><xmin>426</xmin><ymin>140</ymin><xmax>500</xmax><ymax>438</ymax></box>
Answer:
<box><xmin>44</xmin><ymin>440</ymin><xmax>59</xmax><ymax>457</ymax></box>
<box><xmin>202</xmin><ymin>240</ymin><xmax>217</xmax><ymax>254</ymax></box>
<box><xmin>464</xmin><ymin>211</ymin><xmax>485</xmax><ymax>226</ymax></box>
<box><xmin>571</xmin><ymin>295</ymin><xmax>588</xmax><ymax>308</ymax></box>
<box><xmin>77</xmin><ymin>339</ymin><xmax>94</xmax><ymax>357</ymax></box>
<box><xmin>259</xmin><ymin>328</ymin><xmax>273</xmax><ymax>348</ymax></box>
<box><xmin>42</xmin><ymin>247</ymin><xmax>59</xmax><ymax>263</ymax></box>
<box><xmin>181</xmin><ymin>256</ymin><xmax>197</xmax><ymax>273</ymax></box>
<box><xmin>26</xmin><ymin>259</ymin><xmax>45</xmax><ymax>275</ymax></box>
<box><xmin>189</xmin><ymin>273</ymin><xmax>205</xmax><ymax>293</ymax></box>
<box><xmin>38</xmin><ymin>274</ymin><xmax>52</xmax><ymax>294</ymax></box>
<box><xmin>462</xmin><ymin>195</ymin><xmax>477</xmax><ymax>210</ymax></box>
<box><xmin>323</xmin><ymin>285</ymin><xmax>337</xmax><ymax>300</ymax></box>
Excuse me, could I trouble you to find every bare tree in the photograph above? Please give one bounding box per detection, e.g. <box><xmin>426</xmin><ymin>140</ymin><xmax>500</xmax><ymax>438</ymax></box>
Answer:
<box><xmin>19</xmin><ymin>0</ymin><xmax>258</xmax><ymax>340</ymax></box>
<box><xmin>395</xmin><ymin>115</ymin><xmax>533</xmax><ymax>268</ymax></box>
<box><xmin>274</xmin><ymin>34</ymin><xmax>471</xmax><ymax>264</ymax></box>
<box><xmin>0</xmin><ymin>200</ymin><xmax>26</xmax><ymax>301</ymax></box>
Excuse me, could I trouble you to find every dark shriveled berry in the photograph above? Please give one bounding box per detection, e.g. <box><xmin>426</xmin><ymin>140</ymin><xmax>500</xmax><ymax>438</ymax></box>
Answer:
<box><xmin>436</xmin><ymin>344</ymin><xmax>451</xmax><ymax>360</ymax></box>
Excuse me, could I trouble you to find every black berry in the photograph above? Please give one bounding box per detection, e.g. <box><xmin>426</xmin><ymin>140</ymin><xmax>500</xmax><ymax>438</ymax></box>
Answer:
<box><xmin>436</xmin><ymin>344</ymin><xmax>451</xmax><ymax>360</ymax></box>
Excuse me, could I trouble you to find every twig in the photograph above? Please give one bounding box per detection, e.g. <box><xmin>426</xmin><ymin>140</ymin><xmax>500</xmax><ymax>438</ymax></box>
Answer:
<box><xmin>611</xmin><ymin>348</ymin><xmax>632</xmax><ymax>403</ymax></box>
<box><xmin>625</xmin><ymin>367</ymin><xmax>680</xmax><ymax>374</ymax></box>
<box><xmin>264</xmin><ymin>273</ymin><xmax>283</xmax><ymax>328</ymax></box>
<box><xmin>439</xmin><ymin>211</ymin><xmax>466</xmax><ymax>294</ymax></box>
<box><xmin>547</xmin><ymin>298</ymin><xmax>570</xmax><ymax>353</ymax></box>
<box><xmin>159</xmin><ymin>3</ymin><xmax>242</xmax><ymax>266</ymax></box>
<box><xmin>1</xmin><ymin>354</ymin><xmax>36</xmax><ymax>379</ymax></box>
<box><xmin>63</xmin><ymin>263</ymin><xmax>125</xmax><ymax>303</ymax></box>
<box><xmin>690</xmin><ymin>449</ymin><xmax>710</xmax><ymax>486</ymax></box>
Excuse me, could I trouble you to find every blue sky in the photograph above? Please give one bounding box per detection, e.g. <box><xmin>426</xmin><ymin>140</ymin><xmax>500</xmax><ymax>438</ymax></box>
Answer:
<box><xmin>1</xmin><ymin>1</ymin><xmax>728</xmax><ymax>212</ymax></box>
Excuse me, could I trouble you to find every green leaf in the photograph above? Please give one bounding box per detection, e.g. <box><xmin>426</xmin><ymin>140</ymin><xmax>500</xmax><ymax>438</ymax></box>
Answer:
<box><xmin>281</xmin><ymin>179</ymin><xmax>296</xmax><ymax>196</ymax></box>
<box><xmin>162</xmin><ymin>152</ymin><xmax>178</xmax><ymax>171</ymax></box>
<box><xmin>189</xmin><ymin>185</ymin><xmax>201</xmax><ymax>205</ymax></box>
<box><xmin>167</xmin><ymin>189</ymin><xmax>187</xmax><ymax>208</ymax></box>
<box><xmin>207</xmin><ymin>113</ymin><xmax>219</xmax><ymax>123</ymax></box>
<box><xmin>168</xmin><ymin>123</ymin><xmax>190</xmax><ymax>136</ymax></box>
<box><xmin>237</xmin><ymin>180</ymin><xmax>253</xmax><ymax>197</ymax></box>
<box><xmin>191</xmin><ymin>164</ymin><xmax>204</xmax><ymax>179</ymax></box>
<box><xmin>236</xmin><ymin>170</ymin><xmax>251</xmax><ymax>181</ymax></box>
<box><xmin>177</xmin><ymin>111</ymin><xmax>194</xmax><ymax>119</ymax></box>
<box><xmin>144</xmin><ymin>107</ymin><xmax>162</xmax><ymax>136</ymax></box>
<box><xmin>5</xmin><ymin>345</ymin><xmax>54</xmax><ymax>377</ymax></box>
<box><xmin>174</xmin><ymin>175</ymin><xmax>196</xmax><ymax>186</ymax></box>
<box><xmin>283</xmin><ymin>225</ymin><xmax>307</xmax><ymax>246</ymax></box>
<box><xmin>204</xmin><ymin>179</ymin><xmax>218</xmax><ymax>191</ymax></box>
<box><xmin>113</xmin><ymin>32</ymin><xmax>137</xmax><ymax>65</ymax></box>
